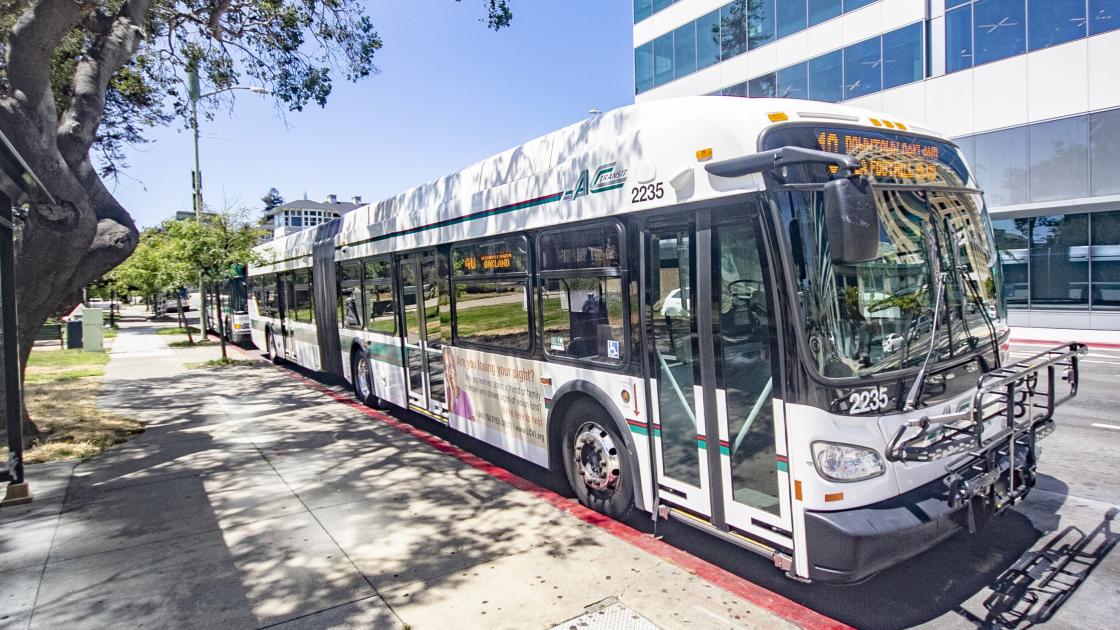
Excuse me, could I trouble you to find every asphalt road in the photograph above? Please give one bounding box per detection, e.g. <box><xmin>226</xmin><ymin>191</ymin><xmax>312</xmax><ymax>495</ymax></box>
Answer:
<box><xmin>357</xmin><ymin>341</ymin><xmax>1119</xmax><ymax>630</ymax></box>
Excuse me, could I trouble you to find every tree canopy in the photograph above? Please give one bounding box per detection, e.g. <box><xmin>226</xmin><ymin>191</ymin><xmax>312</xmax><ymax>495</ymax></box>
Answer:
<box><xmin>0</xmin><ymin>0</ymin><xmax>513</xmax><ymax>443</ymax></box>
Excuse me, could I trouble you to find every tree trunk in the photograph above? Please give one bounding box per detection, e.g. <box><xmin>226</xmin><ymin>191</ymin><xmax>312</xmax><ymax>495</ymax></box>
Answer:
<box><xmin>177</xmin><ymin>294</ymin><xmax>194</xmax><ymax>345</ymax></box>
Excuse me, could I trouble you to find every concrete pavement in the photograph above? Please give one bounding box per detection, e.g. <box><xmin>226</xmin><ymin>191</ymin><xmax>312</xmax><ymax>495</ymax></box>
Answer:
<box><xmin>1</xmin><ymin>309</ymin><xmax>803</xmax><ymax>630</ymax></box>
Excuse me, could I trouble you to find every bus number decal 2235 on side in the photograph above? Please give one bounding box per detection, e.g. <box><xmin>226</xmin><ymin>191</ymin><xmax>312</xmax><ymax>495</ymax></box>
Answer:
<box><xmin>631</xmin><ymin>182</ymin><xmax>664</xmax><ymax>203</ymax></box>
<box><xmin>848</xmin><ymin>387</ymin><xmax>889</xmax><ymax>414</ymax></box>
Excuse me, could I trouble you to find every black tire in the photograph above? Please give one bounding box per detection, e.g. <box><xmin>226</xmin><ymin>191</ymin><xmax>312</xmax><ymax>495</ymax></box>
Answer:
<box><xmin>561</xmin><ymin>398</ymin><xmax>634</xmax><ymax>520</ymax></box>
<box><xmin>266</xmin><ymin>329</ymin><xmax>282</xmax><ymax>364</ymax></box>
<box><xmin>351</xmin><ymin>348</ymin><xmax>382</xmax><ymax>409</ymax></box>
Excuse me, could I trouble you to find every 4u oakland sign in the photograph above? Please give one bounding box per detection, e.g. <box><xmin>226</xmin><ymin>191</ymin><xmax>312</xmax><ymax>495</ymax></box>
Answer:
<box><xmin>562</xmin><ymin>162</ymin><xmax>628</xmax><ymax>200</ymax></box>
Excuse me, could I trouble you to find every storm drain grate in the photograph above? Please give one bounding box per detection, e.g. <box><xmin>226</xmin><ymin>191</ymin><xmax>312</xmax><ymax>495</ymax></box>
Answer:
<box><xmin>548</xmin><ymin>598</ymin><xmax>659</xmax><ymax>630</ymax></box>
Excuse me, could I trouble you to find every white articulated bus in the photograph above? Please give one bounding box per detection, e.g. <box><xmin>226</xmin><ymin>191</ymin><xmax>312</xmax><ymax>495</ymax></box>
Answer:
<box><xmin>247</xmin><ymin>97</ymin><xmax>1085</xmax><ymax>583</ymax></box>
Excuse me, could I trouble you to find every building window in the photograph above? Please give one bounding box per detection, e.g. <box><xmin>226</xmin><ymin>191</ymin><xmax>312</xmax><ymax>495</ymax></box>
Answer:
<box><xmin>808</xmin><ymin>0</ymin><xmax>841</xmax><ymax>26</ymax></box>
<box><xmin>842</xmin><ymin>36</ymin><xmax>881</xmax><ymax>99</ymax></box>
<box><xmin>654</xmin><ymin>32</ymin><xmax>674</xmax><ymax>87</ymax></box>
<box><xmin>1091</xmin><ymin>0</ymin><xmax>1120</xmax><ymax>34</ymax></box>
<box><xmin>1091</xmin><ymin>210</ymin><xmax>1120</xmax><ymax>309</ymax></box>
<box><xmin>882</xmin><ymin>22</ymin><xmax>923</xmax><ymax>89</ymax></box>
<box><xmin>1028</xmin><ymin>0</ymin><xmax>1087</xmax><ymax>52</ymax></box>
<box><xmin>973</xmin><ymin>0</ymin><xmax>1025</xmax><ymax>65</ymax></box>
<box><xmin>749</xmin><ymin>73</ymin><xmax>775</xmax><ymax>97</ymax></box>
<box><xmin>1090</xmin><ymin>108</ymin><xmax>1120</xmax><ymax>197</ymax></box>
<box><xmin>1030</xmin><ymin>214</ymin><xmax>1089</xmax><ymax>310</ymax></box>
<box><xmin>635</xmin><ymin>43</ymin><xmax>654</xmax><ymax>94</ymax></box>
<box><xmin>697</xmin><ymin>9</ymin><xmax>723</xmax><ymax>70</ymax></box>
<box><xmin>777</xmin><ymin>0</ymin><xmax>807</xmax><ymax>38</ymax></box>
<box><xmin>993</xmin><ymin>219</ymin><xmax>1030</xmax><ymax>307</ymax></box>
<box><xmin>843</xmin><ymin>0</ymin><xmax>875</xmax><ymax>10</ymax></box>
<box><xmin>946</xmin><ymin>5</ymin><xmax>974</xmax><ymax>72</ymax></box>
<box><xmin>746</xmin><ymin>0</ymin><xmax>774</xmax><ymax>50</ymax></box>
<box><xmin>722</xmin><ymin>1</ymin><xmax>748</xmax><ymax>58</ymax></box>
<box><xmin>776</xmin><ymin>62</ymin><xmax>808</xmax><ymax>98</ymax></box>
<box><xmin>673</xmin><ymin>21</ymin><xmax>697</xmax><ymax>78</ymax></box>
<box><xmin>1028</xmin><ymin>115</ymin><xmax>1089</xmax><ymax>203</ymax></box>
<box><xmin>972</xmin><ymin>125</ymin><xmax>1029</xmax><ymax>207</ymax></box>
<box><xmin>807</xmin><ymin>50</ymin><xmax>843</xmax><ymax>102</ymax></box>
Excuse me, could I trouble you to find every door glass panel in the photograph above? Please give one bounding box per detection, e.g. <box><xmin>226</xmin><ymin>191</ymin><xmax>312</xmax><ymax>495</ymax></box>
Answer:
<box><xmin>422</xmin><ymin>253</ymin><xmax>446</xmax><ymax>405</ymax></box>
<box><xmin>716</xmin><ymin>222</ymin><xmax>780</xmax><ymax>515</ymax></box>
<box><xmin>651</xmin><ymin>229</ymin><xmax>700</xmax><ymax>486</ymax></box>
<box><xmin>400</xmin><ymin>259</ymin><xmax>424</xmax><ymax>395</ymax></box>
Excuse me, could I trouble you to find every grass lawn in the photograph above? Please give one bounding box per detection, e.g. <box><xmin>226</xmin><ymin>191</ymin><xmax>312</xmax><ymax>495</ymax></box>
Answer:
<box><xmin>156</xmin><ymin>326</ymin><xmax>200</xmax><ymax>335</ymax></box>
<box><xmin>24</xmin><ymin>349</ymin><xmax>141</xmax><ymax>464</ymax></box>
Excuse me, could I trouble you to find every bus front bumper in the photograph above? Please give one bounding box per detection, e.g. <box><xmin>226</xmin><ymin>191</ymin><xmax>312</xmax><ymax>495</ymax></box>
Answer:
<box><xmin>802</xmin><ymin>475</ymin><xmax>972</xmax><ymax>584</ymax></box>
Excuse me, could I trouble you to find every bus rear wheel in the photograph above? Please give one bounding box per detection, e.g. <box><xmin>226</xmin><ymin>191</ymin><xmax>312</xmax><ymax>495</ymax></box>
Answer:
<box><xmin>352</xmin><ymin>349</ymin><xmax>382</xmax><ymax>409</ymax></box>
<box><xmin>561</xmin><ymin>399</ymin><xmax>634</xmax><ymax>521</ymax></box>
<box><xmin>266</xmin><ymin>329</ymin><xmax>282</xmax><ymax>364</ymax></box>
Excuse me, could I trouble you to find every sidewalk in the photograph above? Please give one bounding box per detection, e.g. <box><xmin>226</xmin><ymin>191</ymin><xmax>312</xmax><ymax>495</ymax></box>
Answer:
<box><xmin>1</xmin><ymin>311</ymin><xmax>805</xmax><ymax>629</ymax></box>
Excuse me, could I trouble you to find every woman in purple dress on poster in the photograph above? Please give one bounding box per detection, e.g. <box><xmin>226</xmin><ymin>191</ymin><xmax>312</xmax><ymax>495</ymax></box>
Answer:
<box><xmin>443</xmin><ymin>347</ymin><xmax>474</xmax><ymax>420</ymax></box>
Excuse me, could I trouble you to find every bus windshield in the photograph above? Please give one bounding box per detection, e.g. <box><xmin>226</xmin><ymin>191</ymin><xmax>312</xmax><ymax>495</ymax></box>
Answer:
<box><xmin>764</xmin><ymin>125</ymin><xmax>1008</xmax><ymax>379</ymax></box>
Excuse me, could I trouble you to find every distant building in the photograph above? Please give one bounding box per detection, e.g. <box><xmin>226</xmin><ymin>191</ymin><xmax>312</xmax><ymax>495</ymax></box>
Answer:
<box><xmin>263</xmin><ymin>194</ymin><xmax>363</xmax><ymax>240</ymax></box>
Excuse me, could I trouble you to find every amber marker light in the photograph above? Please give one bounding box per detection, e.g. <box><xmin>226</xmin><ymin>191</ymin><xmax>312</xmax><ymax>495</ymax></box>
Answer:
<box><xmin>696</xmin><ymin>147</ymin><xmax>713</xmax><ymax>161</ymax></box>
<box><xmin>767</xmin><ymin>112</ymin><xmax>789</xmax><ymax>122</ymax></box>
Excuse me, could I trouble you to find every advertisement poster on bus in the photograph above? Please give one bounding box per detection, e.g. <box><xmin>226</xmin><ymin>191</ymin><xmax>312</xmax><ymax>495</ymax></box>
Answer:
<box><xmin>442</xmin><ymin>345</ymin><xmax>549</xmax><ymax>466</ymax></box>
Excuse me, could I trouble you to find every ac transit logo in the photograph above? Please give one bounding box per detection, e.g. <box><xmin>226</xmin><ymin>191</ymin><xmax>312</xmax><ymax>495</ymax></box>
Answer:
<box><xmin>562</xmin><ymin>162</ymin><xmax>628</xmax><ymax>200</ymax></box>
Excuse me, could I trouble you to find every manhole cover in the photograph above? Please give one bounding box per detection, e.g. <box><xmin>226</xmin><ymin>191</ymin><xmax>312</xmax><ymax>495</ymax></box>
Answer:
<box><xmin>549</xmin><ymin>600</ymin><xmax>659</xmax><ymax>630</ymax></box>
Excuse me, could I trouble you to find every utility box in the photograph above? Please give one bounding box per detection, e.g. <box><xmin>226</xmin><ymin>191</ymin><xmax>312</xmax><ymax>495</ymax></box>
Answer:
<box><xmin>66</xmin><ymin>319</ymin><xmax>83</xmax><ymax>349</ymax></box>
<box><xmin>82</xmin><ymin>307</ymin><xmax>103</xmax><ymax>352</ymax></box>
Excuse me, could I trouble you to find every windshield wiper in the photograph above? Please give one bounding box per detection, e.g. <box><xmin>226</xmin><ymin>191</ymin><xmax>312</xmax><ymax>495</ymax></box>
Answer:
<box><xmin>904</xmin><ymin>271</ymin><xmax>948</xmax><ymax>411</ymax></box>
<box><xmin>957</xmin><ymin>264</ymin><xmax>1002</xmax><ymax>368</ymax></box>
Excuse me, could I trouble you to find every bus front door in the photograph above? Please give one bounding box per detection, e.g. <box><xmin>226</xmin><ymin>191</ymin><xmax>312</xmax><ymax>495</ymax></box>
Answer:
<box><xmin>646</xmin><ymin>204</ymin><xmax>792</xmax><ymax>550</ymax></box>
<box><xmin>397</xmin><ymin>250</ymin><xmax>447</xmax><ymax>419</ymax></box>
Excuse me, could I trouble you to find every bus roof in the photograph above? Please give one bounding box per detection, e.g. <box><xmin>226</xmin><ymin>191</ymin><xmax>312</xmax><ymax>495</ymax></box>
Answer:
<box><xmin>252</xmin><ymin>97</ymin><xmax>941</xmax><ymax>273</ymax></box>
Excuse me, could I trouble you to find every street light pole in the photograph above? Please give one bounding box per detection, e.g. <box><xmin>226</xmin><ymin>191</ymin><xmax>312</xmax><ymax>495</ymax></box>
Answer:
<box><xmin>188</xmin><ymin>68</ymin><xmax>208</xmax><ymax>335</ymax></box>
<box><xmin>186</xmin><ymin>69</ymin><xmax>269</xmax><ymax>338</ymax></box>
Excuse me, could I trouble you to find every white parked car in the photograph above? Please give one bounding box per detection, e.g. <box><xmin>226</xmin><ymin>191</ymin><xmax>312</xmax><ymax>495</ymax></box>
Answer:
<box><xmin>881</xmin><ymin>332</ymin><xmax>904</xmax><ymax>353</ymax></box>
<box><xmin>660</xmin><ymin>288</ymin><xmax>689</xmax><ymax>317</ymax></box>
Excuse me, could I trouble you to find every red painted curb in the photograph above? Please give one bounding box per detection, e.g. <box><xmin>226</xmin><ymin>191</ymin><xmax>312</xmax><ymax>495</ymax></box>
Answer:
<box><xmin>1011</xmin><ymin>338</ymin><xmax>1120</xmax><ymax>350</ymax></box>
<box><xmin>227</xmin><ymin>339</ymin><xmax>850</xmax><ymax>630</ymax></box>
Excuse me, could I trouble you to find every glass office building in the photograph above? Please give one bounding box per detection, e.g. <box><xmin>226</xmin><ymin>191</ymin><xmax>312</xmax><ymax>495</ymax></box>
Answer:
<box><xmin>635</xmin><ymin>0</ymin><xmax>1120</xmax><ymax>330</ymax></box>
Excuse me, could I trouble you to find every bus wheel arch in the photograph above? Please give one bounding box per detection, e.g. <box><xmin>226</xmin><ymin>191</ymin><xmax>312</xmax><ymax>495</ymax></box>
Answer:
<box><xmin>265</xmin><ymin>326</ymin><xmax>282</xmax><ymax>364</ymax></box>
<box><xmin>547</xmin><ymin>384</ymin><xmax>645</xmax><ymax>515</ymax></box>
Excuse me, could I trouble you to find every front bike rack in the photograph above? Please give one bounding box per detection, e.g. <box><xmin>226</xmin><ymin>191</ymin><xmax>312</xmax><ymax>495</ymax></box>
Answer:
<box><xmin>886</xmin><ymin>342</ymin><xmax>1088</xmax><ymax>531</ymax></box>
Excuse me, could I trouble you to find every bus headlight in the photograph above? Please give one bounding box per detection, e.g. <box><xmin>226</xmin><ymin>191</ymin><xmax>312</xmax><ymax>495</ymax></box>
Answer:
<box><xmin>811</xmin><ymin>441</ymin><xmax>885</xmax><ymax>482</ymax></box>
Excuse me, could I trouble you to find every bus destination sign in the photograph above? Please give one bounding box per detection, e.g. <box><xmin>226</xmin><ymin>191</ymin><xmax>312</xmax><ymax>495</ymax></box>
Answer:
<box><xmin>817</xmin><ymin>130</ymin><xmax>943</xmax><ymax>183</ymax></box>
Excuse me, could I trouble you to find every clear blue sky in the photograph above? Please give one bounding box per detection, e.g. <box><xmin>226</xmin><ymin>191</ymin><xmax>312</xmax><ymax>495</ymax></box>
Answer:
<box><xmin>112</xmin><ymin>0</ymin><xmax>635</xmax><ymax>229</ymax></box>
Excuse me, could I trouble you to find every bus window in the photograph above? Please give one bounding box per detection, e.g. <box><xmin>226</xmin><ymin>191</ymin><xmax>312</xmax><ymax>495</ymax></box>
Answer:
<box><xmin>452</xmin><ymin>235</ymin><xmax>531</xmax><ymax>351</ymax></box>
<box><xmin>292</xmin><ymin>268</ymin><xmax>314</xmax><ymax>322</ymax></box>
<box><xmin>337</xmin><ymin>261</ymin><xmax>363</xmax><ymax>328</ymax></box>
<box><xmin>538</xmin><ymin>223</ymin><xmax>626</xmax><ymax>365</ymax></box>
<box><xmin>364</xmin><ymin>258</ymin><xmax>395</xmax><ymax>334</ymax></box>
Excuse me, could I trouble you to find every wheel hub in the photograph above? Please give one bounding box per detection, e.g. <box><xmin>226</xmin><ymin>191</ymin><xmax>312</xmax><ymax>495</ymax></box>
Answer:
<box><xmin>573</xmin><ymin>422</ymin><xmax>621</xmax><ymax>494</ymax></box>
<box><xmin>356</xmin><ymin>357</ymin><xmax>370</xmax><ymax>398</ymax></box>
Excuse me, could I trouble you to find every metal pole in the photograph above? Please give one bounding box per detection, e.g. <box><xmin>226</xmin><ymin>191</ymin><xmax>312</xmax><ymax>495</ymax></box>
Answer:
<box><xmin>1</xmin><ymin>191</ymin><xmax>30</xmax><ymax>504</ymax></box>
<box><xmin>190</xmin><ymin>74</ymin><xmax>210</xmax><ymax>335</ymax></box>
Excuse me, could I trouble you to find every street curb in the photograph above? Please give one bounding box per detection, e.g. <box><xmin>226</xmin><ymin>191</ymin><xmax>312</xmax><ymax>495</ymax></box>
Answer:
<box><xmin>216</xmin><ymin>337</ymin><xmax>851</xmax><ymax>630</ymax></box>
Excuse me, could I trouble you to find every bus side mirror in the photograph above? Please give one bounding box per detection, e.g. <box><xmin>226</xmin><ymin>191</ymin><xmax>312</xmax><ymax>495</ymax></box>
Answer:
<box><xmin>823</xmin><ymin>178</ymin><xmax>880</xmax><ymax>265</ymax></box>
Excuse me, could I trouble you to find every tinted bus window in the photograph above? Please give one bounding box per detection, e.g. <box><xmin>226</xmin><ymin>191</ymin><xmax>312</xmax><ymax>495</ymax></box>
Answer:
<box><xmin>364</xmin><ymin>258</ymin><xmax>395</xmax><ymax>334</ymax></box>
<box><xmin>452</xmin><ymin>235</ymin><xmax>531</xmax><ymax>351</ymax></box>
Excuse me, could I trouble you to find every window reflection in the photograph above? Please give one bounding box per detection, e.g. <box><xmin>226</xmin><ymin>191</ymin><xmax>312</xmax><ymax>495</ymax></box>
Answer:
<box><xmin>1090</xmin><ymin>109</ymin><xmax>1120</xmax><ymax>197</ymax></box>
<box><xmin>1028</xmin><ymin>116</ymin><xmax>1089</xmax><ymax>203</ymax></box>
<box><xmin>973</xmin><ymin>0</ymin><xmax>1025</xmax><ymax>65</ymax></box>
<box><xmin>1090</xmin><ymin>0</ymin><xmax>1120</xmax><ymax>34</ymax></box>
<box><xmin>808</xmin><ymin>50</ymin><xmax>843</xmax><ymax>102</ymax></box>
<box><xmin>946</xmin><ymin>6</ymin><xmax>974</xmax><ymax>72</ymax></box>
<box><xmin>747</xmin><ymin>0</ymin><xmax>774</xmax><ymax>50</ymax></box>
<box><xmin>777</xmin><ymin>0</ymin><xmax>807</xmax><ymax>38</ymax></box>
<box><xmin>1030</xmin><ymin>214</ymin><xmax>1089</xmax><ymax>310</ymax></box>
<box><xmin>1028</xmin><ymin>0</ymin><xmax>1087</xmax><ymax>51</ymax></box>
<box><xmin>993</xmin><ymin>219</ymin><xmax>1030</xmax><ymax>307</ymax></box>
<box><xmin>1091</xmin><ymin>211</ymin><xmax>1120</xmax><ymax>309</ymax></box>
<box><xmin>843</xmin><ymin>37</ymin><xmax>881</xmax><ymax>99</ymax></box>
<box><xmin>972</xmin><ymin>126</ymin><xmax>1028</xmax><ymax>207</ymax></box>
<box><xmin>882</xmin><ymin>22</ymin><xmax>923</xmax><ymax>89</ymax></box>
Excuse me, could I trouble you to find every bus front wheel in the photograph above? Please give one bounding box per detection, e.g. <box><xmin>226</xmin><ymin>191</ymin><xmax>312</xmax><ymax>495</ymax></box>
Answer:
<box><xmin>561</xmin><ymin>399</ymin><xmax>634</xmax><ymax>521</ymax></box>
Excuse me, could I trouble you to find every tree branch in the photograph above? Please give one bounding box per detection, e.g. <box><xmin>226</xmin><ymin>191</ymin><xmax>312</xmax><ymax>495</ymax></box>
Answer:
<box><xmin>56</xmin><ymin>0</ymin><xmax>157</xmax><ymax>167</ymax></box>
<box><xmin>4</xmin><ymin>0</ymin><xmax>90</xmax><ymax>139</ymax></box>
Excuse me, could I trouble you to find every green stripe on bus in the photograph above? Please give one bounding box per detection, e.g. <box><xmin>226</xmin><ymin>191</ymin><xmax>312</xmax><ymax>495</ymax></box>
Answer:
<box><xmin>776</xmin><ymin>460</ymin><xmax>789</xmax><ymax>473</ymax></box>
<box><xmin>628</xmin><ymin>424</ymin><xmax>649</xmax><ymax>437</ymax></box>
<box><xmin>719</xmin><ymin>445</ymin><xmax>730</xmax><ymax>456</ymax></box>
<box><xmin>338</xmin><ymin>192</ymin><xmax>565</xmax><ymax>250</ymax></box>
